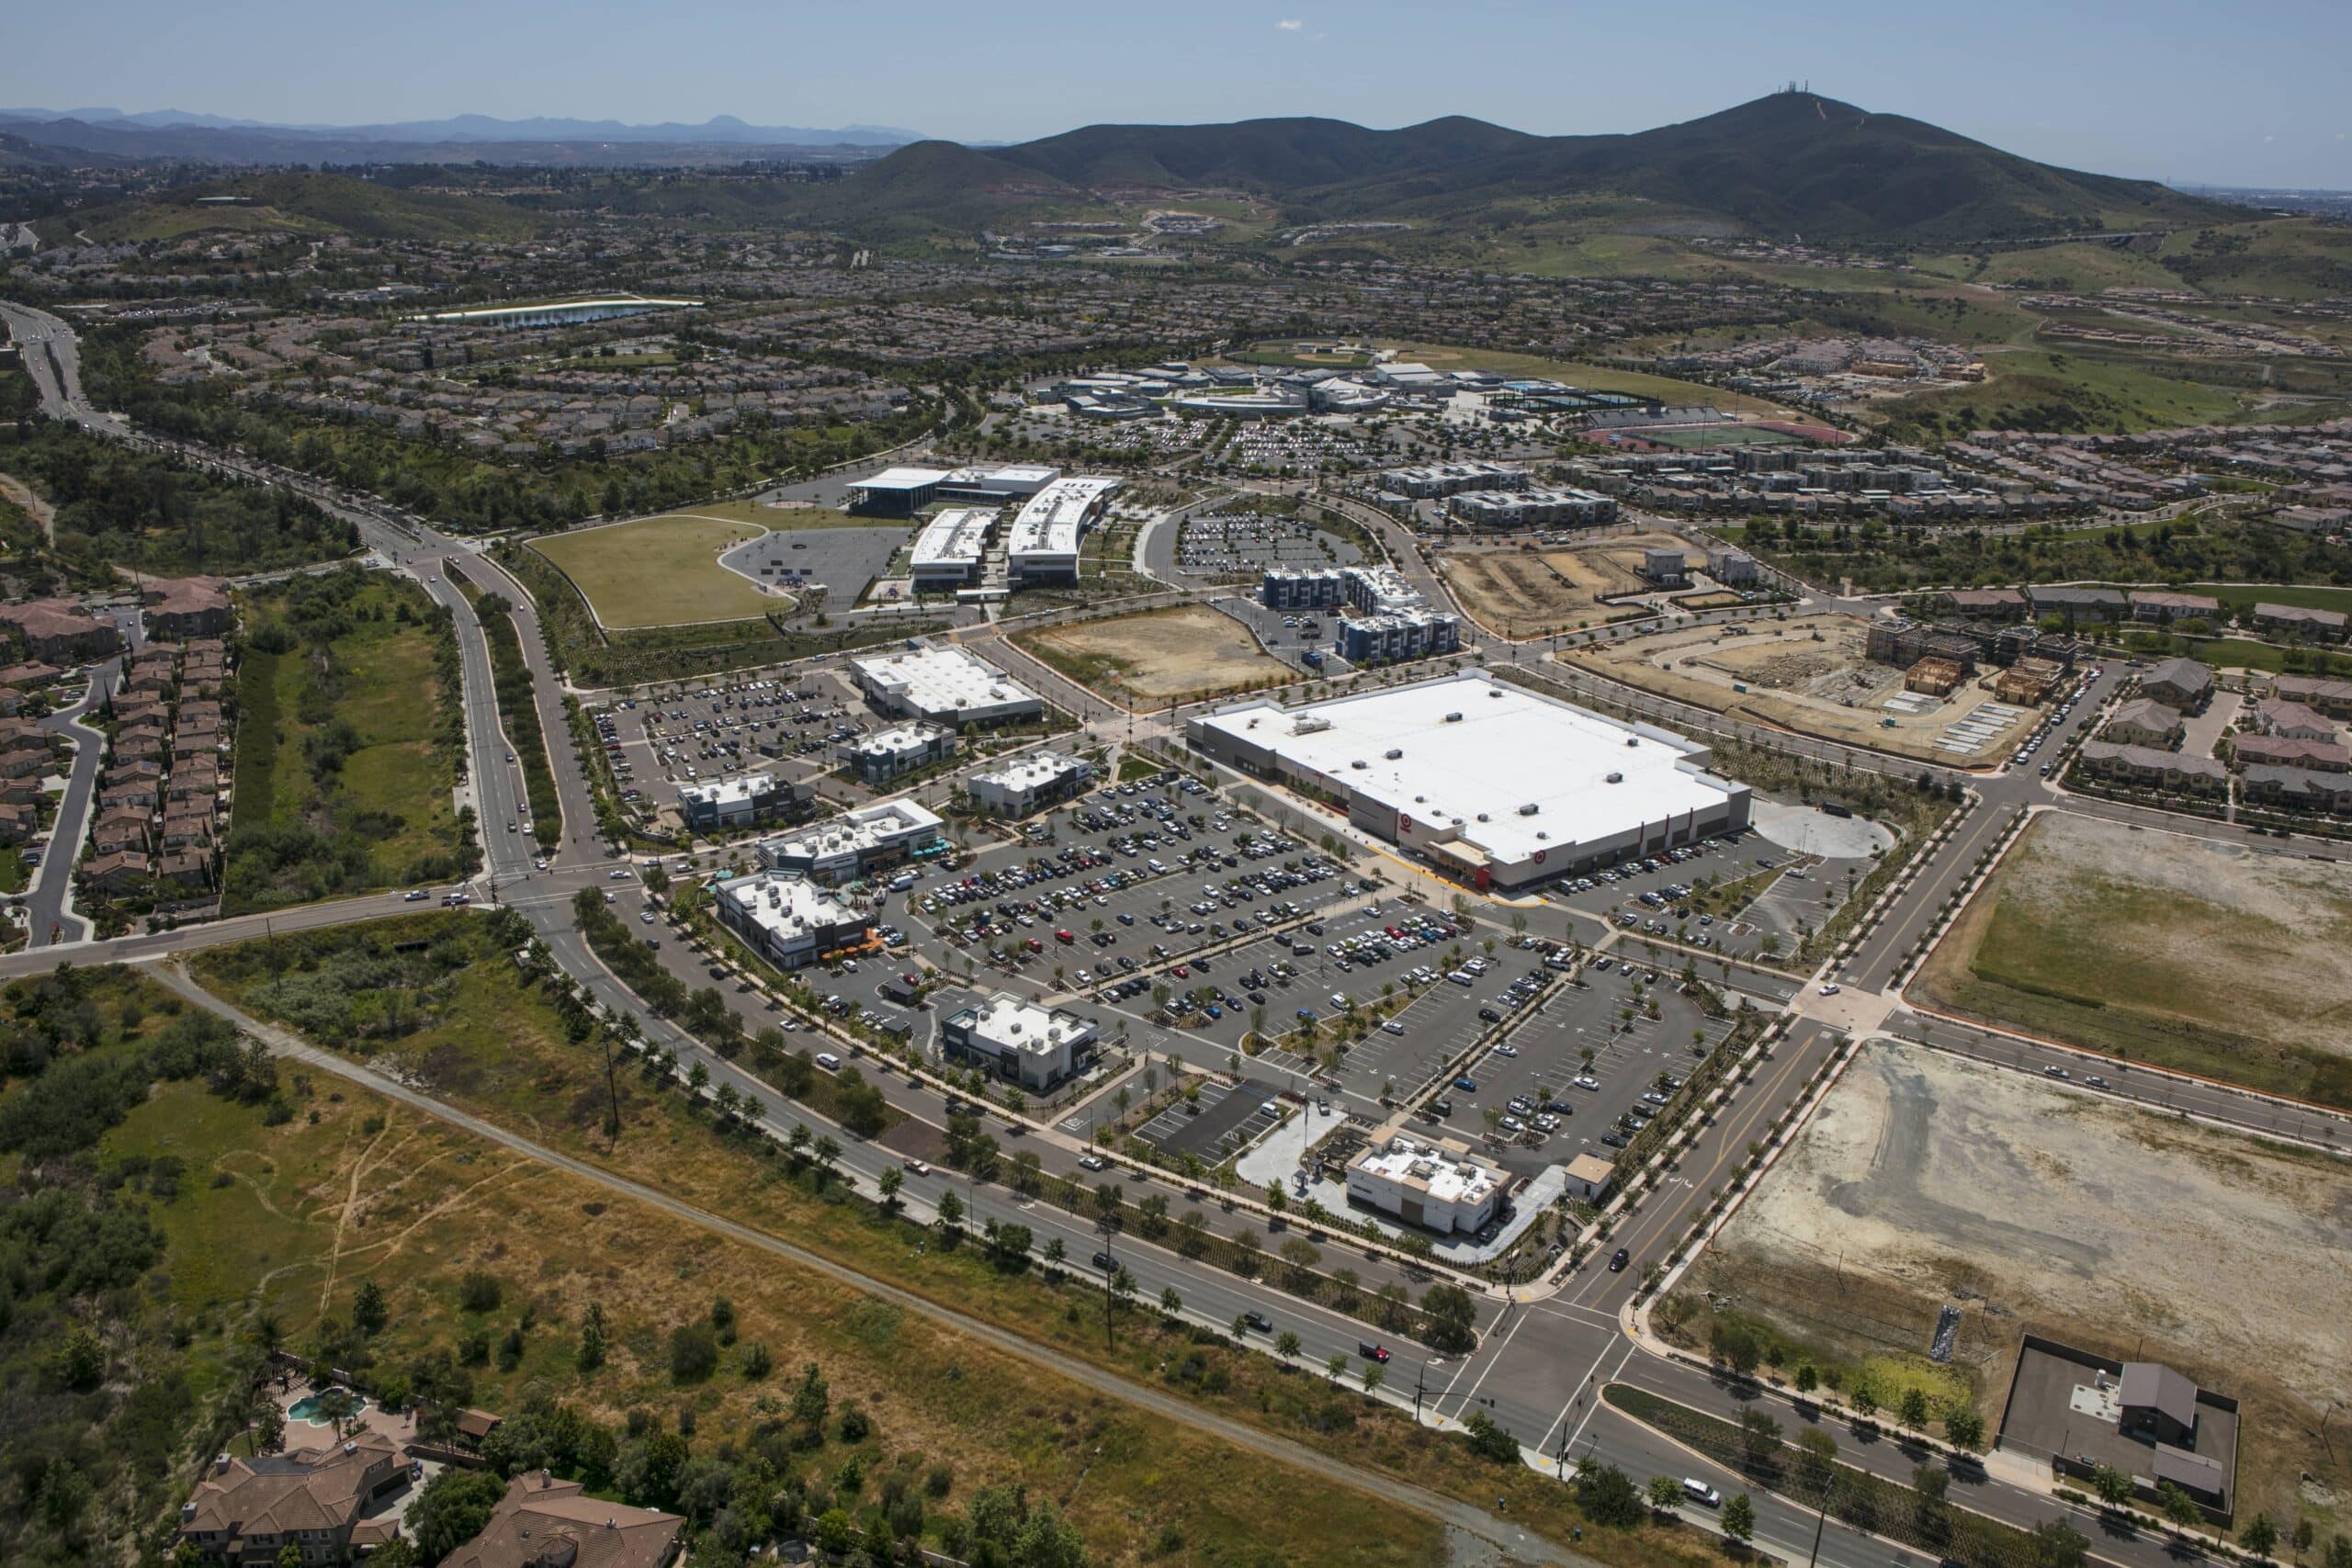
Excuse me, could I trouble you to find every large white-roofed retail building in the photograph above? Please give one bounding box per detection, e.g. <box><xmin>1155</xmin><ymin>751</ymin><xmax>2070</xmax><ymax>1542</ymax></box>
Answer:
<box><xmin>852</xmin><ymin>644</ymin><xmax>1043</xmax><ymax>727</ymax></box>
<box><xmin>1187</xmin><ymin>670</ymin><xmax>1749</xmax><ymax>891</ymax></box>
<box><xmin>844</xmin><ymin>466</ymin><xmax>952</xmax><ymax>516</ymax></box>
<box><xmin>1006</xmin><ymin>476</ymin><xmax>1122</xmax><ymax>581</ymax></box>
<box><xmin>714</xmin><ymin>873</ymin><xmax>873</xmax><ymax>970</ymax></box>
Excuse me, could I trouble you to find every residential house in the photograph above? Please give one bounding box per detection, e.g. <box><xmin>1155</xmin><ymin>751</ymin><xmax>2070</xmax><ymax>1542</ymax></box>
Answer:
<box><xmin>1940</xmin><ymin>588</ymin><xmax>2028</xmax><ymax>621</ymax></box>
<box><xmin>2270</xmin><ymin>675</ymin><xmax>2352</xmax><ymax>720</ymax></box>
<box><xmin>2229</xmin><ymin>734</ymin><xmax>2350</xmax><ymax>772</ymax></box>
<box><xmin>2241</xmin><ymin>765</ymin><xmax>2352</xmax><ymax>813</ymax></box>
<box><xmin>0</xmin><ymin>747</ymin><xmax>52</xmax><ymax>779</ymax></box>
<box><xmin>438</xmin><ymin>1471</ymin><xmax>683</xmax><ymax>1568</ymax></box>
<box><xmin>2025</xmin><ymin>585</ymin><xmax>2128</xmax><ymax>623</ymax></box>
<box><xmin>142</xmin><ymin>576</ymin><xmax>234</xmax><ymax>640</ymax></box>
<box><xmin>159</xmin><ymin>850</ymin><xmax>214</xmax><ymax>890</ymax></box>
<box><xmin>90</xmin><ymin>808</ymin><xmax>154</xmax><ymax>856</ymax></box>
<box><xmin>2130</xmin><ymin>590</ymin><xmax>2221</xmax><ymax>624</ymax></box>
<box><xmin>2102</xmin><ymin>699</ymin><xmax>2184</xmax><ymax>749</ymax></box>
<box><xmin>2249</xmin><ymin>698</ymin><xmax>2338</xmax><ymax>741</ymax></box>
<box><xmin>2139</xmin><ymin>658</ymin><xmax>2215</xmax><ymax>712</ymax></box>
<box><xmin>2253</xmin><ymin>602</ymin><xmax>2349</xmax><ymax>642</ymax></box>
<box><xmin>2076</xmin><ymin>741</ymin><xmax>2228</xmax><ymax>795</ymax></box>
<box><xmin>99</xmin><ymin>778</ymin><xmax>161</xmax><ymax>812</ymax></box>
<box><xmin>0</xmin><ymin>802</ymin><xmax>37</xmax><ymax>844</ymax></box>
<box><xmin>81</xmin><ymin>850</ymin><xmax>152</xmax><ymax>893</ymax></box>
<box><xmin>0</xmin><ymin>598</ymin><xmax>119</xmax><ymax>662</ymax></box>
<box><xmin>175</xmin><ymin>1432</ymin><xmax>408</xmax><ymax>1566</ymax></box>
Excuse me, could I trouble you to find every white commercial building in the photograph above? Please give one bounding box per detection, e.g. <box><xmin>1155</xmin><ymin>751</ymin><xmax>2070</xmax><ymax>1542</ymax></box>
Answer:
<box><xmin>968</xmin><ymin>750</ymin><xmax>1093</xmax><ymax>816</ymax></box>
<box><xmin>676</xmin><ymin>772</ymin><xmax>806</xmax><ymax>831</ymax></box>
<box><xmin>909</xmin><ymin>507</ymin><xmax>998</xmax><ymax>588</ymax></box>
<box><xmin>1374</xmin><ymin>461</ymin><xmax>1529</xmax><ymax>499</ymax></box>
<box><xmin>844</xmin><ymin>466</ymin><xmax>952</xmax><ymax>516</ymax></box>
<box><xmin>852</xmin><ymin>722</ymin><xmax>957</xmax><ymax>784</ymax></box>
<box><xmin>936</xmin><ymin>464</ymin><xmax>1060</xmax><ymax>501</ymax></box>
<box><xmin>852</xmin><ymin>645</ymin><xmax>1043</xmax><ymax>727</ymax></box>
<box><xmin>1448</xmin><ymin>487</ymin><xmax>1618</xmax><ymax>529</ymax></box>
<box><xmin>1345</xmin><ymin>1134</ymin><xmax>1505</xmax><ymax>1234</ymax></box>
<box><xmin>403</xmin><ymin>295</ymin><xmax>702</xmax><ymax>329</ymax></box>
<box><xmin>1187</xmin><ymin>670</ymin><xmax>1749</xmax><ymax>890</ymax></box>
<box><xmin>714</xmin><ymin>873</ymin><xmax>872</xmax><ymax>970</ymax></box>
<box><xmin>756</xmin><ymin>799</ymin><xmax>944</xmax><ymax>884</ymax></box>
<box><xmin>941</xmin><ymin>992</ymin><xmax>1101</xmax><ymax>1091</ymax></box>
<box><xmin>1006</xmin><ymin>475</ymin><xmax>1122</xmax><ymax>581</ymax></box>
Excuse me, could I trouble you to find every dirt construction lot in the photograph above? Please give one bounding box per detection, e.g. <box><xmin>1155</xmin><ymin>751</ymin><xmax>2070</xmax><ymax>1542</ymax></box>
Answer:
<box><xmin>1564</xmin><ymin>612</ymin><xmax>2033</xmax><ymax>763</ymax></box>
<box><xmin>1918</xmin><ymin>811</ymin><xmax>2352</xmax><ymax>1106</ymax></box>
<box><xmin>1679</xmin><ymin>1042</ymin><xmax>2352</xmax><ymax>1527</ymax></box>
<box><xmin>1434</xmin><ymin>531</ymin><xmax>1688</xmax><ymax>637</ymax></box>
<box><xmin>1016</xmin><ymin>604</ymin><xmax>1287</xmax><ymax>705</ymax></box>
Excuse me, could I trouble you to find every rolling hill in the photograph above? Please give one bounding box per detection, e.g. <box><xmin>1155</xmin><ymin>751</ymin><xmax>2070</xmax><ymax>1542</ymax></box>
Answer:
<box><xmin>50</xmin><ymin>170</ymin><xmax>547</xmax><ymax>243</ymax></box>
<box><xmin>851</xmin><ymin>91</ymin><xmax>2239</xmax><ymax>243</ymax></box>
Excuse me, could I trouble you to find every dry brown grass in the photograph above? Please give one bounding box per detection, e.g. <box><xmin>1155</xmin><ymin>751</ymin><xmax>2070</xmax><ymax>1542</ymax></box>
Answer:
<box><xmin>1019</xmin><ymin>605</ymin><xmax>1286</xmax><ymax>703</ymax></box>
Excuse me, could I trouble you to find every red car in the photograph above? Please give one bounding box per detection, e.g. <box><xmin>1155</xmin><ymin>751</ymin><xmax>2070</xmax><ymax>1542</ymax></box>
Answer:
<box><xmin>1358</xmin><ymin>1341</ymin><xmax>1392</xmax><ymax>1364</ymax></box>
<box><xmin>1170</xmin><ymin>964</ymin><xmax>1190</xmax><ymax>978</ymax></box>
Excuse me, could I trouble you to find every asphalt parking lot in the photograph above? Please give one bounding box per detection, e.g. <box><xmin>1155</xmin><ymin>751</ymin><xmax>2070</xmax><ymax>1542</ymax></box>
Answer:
<box><xmin>588</xmin><ymin>668</ymin><xmax>869</xmax><ymax>819</ymax></box>
<box><xmin>1216</xmin><ymin>596</ymin><xmax>1354</xmax><ymax>676</ymax></box>
<box><xmin>718</xmin><ymin>524</ymin><xmax>908</xmax><ymax>607</ymax></box>
<box><xmin>1136</xmin><ymin>1076</ymin><xmax>1286</xmax><ymax>1162</ymax></box>
<box><xmin>1428</xmin><ymin>960</ymin><xmax>1736</xmax><ymax>1177</ymax></box>
<box><xmin>1172</xmin><ymin>508</ymin><xmax>1362</xmax><ymax>580</ymax></box>
<box><xmin>1543</xmin><ymin>829</ymin><xmax>1851</xmax><ymax>964</ymax></box>
<box><xmin>902</xmin><ymin>776</ymin><xmax>1371</xmax><ymax>1010</ymax></box>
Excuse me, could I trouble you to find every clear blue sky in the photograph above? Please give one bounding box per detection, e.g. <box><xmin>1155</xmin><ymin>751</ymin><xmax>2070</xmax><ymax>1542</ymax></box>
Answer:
<box><xmin>7</xmin><ymin>0</ymin><xmax>2348</xmax><ymax>187</ymax></box>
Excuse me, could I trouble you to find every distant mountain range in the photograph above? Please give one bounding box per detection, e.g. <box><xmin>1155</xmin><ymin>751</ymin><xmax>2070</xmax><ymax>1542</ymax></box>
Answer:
<box><xmin>0</xmin><ymin>107</ymin><xmax>923</xmax><ymax>165</ymax></box>
<box><xmin>13</xmin><ymin>93</ymin><xmax>2247</xmax><ymax>249</ymax></box>
<box><xmin>900</xmin><ymin>93</ymin><xmax>2239</xmax><ymax>243</ymax></box>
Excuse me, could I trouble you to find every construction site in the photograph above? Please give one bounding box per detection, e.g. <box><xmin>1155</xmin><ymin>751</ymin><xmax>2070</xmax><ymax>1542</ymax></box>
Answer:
<box><xmin>1564</xmin><ymin>612</ymin><xmax>2038</xmax><ymax>763</ymax></box>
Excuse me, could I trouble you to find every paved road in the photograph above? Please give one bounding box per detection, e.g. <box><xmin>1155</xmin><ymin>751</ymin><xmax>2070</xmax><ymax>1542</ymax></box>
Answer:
<box><xmin>6</xmin><ymin>297</ymin><xmax>2301</xmax><ymax>1568</ymax></box>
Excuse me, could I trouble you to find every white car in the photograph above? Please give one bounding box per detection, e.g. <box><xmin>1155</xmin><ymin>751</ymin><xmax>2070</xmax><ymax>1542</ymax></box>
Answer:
<box><xmin>1818</xmin><ymin>983</ymin><xmax>1841</xmax><ymax>997</ymax></box>
<box><xmin>1380</xmin><ymin>1020</ymin><xmax>1406</xmax><ymax>1036</ymax></box>
<box><xmin>815</xmin><ymin>1052</ymin><xmax>842</xmax><ymax>1071</ymax></box>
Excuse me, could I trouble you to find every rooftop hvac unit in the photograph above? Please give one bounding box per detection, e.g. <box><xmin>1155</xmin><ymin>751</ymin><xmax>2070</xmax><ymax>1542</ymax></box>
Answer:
<box><xmin>1476</xmin><ymin>813</ymin><xmax>1489</xmax><ymax>822</ymax></box>
<box><xmin>1517</xmin><ymin>803</ymin><xmax>1539</xmax><ymax>816</ymax></box>
<box><xmin>1443</xmin><ymin>712</ymin><xmax>1464</xmax><ymax>722</ymax></box>
<box><xmin>1605</xmin><ymin>772</ymin><xmax>1623</xmax><ymax>784</ymax></box>
<box><xmin>1625</xmin><ymin>736</ymin><xmax>1640</xmax><ymax>747</ymax></box>
<box><xmin>1385</xmin><ymin>748</ymin><xmax>1403</xmax><ymax>760</ymax></box>
<box><xmin>1351</xmin><ymin>760</ymin><xmax>1368</xmax><ymax>770</ymax></box>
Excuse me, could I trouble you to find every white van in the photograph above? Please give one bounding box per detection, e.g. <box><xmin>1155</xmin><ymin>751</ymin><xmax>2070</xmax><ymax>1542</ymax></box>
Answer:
<box><xmin>888</xmin><ymin>872</ymin><xmax>918</xmax><ymax>892</ymax></box>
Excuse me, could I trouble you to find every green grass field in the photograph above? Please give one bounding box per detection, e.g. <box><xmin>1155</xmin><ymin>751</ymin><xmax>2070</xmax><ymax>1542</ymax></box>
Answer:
<box><xmin>225</xmin><ymin>574</ymin><xmax>466</xmax><ymax>910</ymax></box>
<box><xmin>532</xmin><ymin>513</ymin><xmax>796</xmax><ymax>629</ymax></box>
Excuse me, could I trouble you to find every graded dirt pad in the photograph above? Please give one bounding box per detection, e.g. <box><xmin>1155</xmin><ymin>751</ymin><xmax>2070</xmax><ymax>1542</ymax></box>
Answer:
<box><xmin>1563</xmin><ymin>612</ymin><xmax>2033</xmax><ymax>763</ymax></box>
<box><xmin>1917</xmin><ymin>811</ymin><xmax>2352</xmax><ymax>1102</ymax></box>
<box><xmin>530</xmin><ymin>513</ymin><xmax>787</xmax><ymax>629</ymax></box>
<box><xmin>1434</xmin><ymin>531</ymin><xmax>1687</xmax><ymax>636</ymax></box>
<box><xmin>1020</xmin><ymin>604</ymin><xmax>1287</xmax><ymax>703</ymax></box>
<box><xmin>1682</xmin><ymin>1042</ymin><xmax>2352</xmax><ymax>1523</ymax></box>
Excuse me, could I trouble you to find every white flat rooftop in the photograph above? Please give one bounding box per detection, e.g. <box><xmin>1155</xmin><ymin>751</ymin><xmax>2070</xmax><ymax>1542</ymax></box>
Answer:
<box><xmin>1009</xmin><ymin>475</ymin><xmax>1122</xmax><ymax>558</ymax></box>
<box><xmin>853</xmin><ymin>466</ymin><xmax>952</xmax><ymax>492</ymax></box>
<box><xmin>910</xmin><ymin>507</ymin><xmax>996</xmax><ymax>570</ymax></box>
<box><xmin>1199</xmin><ymin>671</ymin><xmax>1737</xmax><ymax>863</ymax></box>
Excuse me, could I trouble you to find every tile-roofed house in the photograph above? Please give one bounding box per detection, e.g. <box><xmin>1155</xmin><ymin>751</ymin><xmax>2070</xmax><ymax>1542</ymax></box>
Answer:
<box><xmin>81</xmin><ymin>850</ymin><xmax>152</xmax><ymax>892</ymax></box>
<box><xmin>2249</xmin><ymin>698</ymin><xmax>2337</xmax><ymax>741</ymax></box>
<box><xmin>2076</xmin><ymin>741</ymin><xmax>2228</xmax><ymax>794</ymax></box>
<box><xmin>141</xmin><ymin>575</ymin><xmax>235</xmax><ymax>640</ymax></box>
<box><xmin>0</xmin><ymin>660</ymin><xmax>69</xmax><ymax>688</ymax></box>
<box><xmin>0</xmin><ymin>598</ymin><xmax>120</xmax><ymax>662</ymax></box>
<box><xmin>2269</xmin><ymin>675</ymin><xmax>2352</xmax><ymax>719</ymax></box>
<box><xmin>2130</xmin><ymin>590</ymin><xmax>2221</xmax><ymax>623</ymax></box>
<box><xmin>2229</xmin><ymin>734</ymin><xmax>2351</xmax><ymax>772</ymax></box>
<box><xmin>0</xmin><ymin>746</ymin><xmax>53</xmax><ymax>779</ymax></box>
<box><xmin>2139</xmin><ymin>657</ymin><xmax>2215</xmax><ymax>712</ymax></box>
<box><xmin>2025</xmin><ymin>585</ymin><xmax>2128</xmax><ymax>621</ymax></box>
<box><xmin>2241</xmin><ymin>764</ymin><xmax>2352</xmax><ymax>812</ymax></box>
<box><xmin>2253</xmin><ymin>602</ymin><xmax>2349</xmax><ymax>641</ymax></box>
<box><xmin>0</xmin><ymin>802</ymin><xmax>36</xmax><ymax>844</ymax></box>
<box><xmin>90</xmin><ymin>807</ymin><xmax>154</xmax><ymax>855</ymax></box>
<box><xmin>2101</xmin><ymin>698</ymin><xmax>2184</xmax><ymax>749</ymax></box>
<box><xmin>1941</xmin><ymin>587</ymin><xmax>2028</xmax><ymax>621</ymax></box>
<box><xmin>440</xmin><ymin>1471</ymin><xmax>683</xmax><ymax>1568</ymax></box>
<box><xmin>176</xmin><ymin>1431</ymin><xmax>408</xmax><ymax>1565</ymax></box>
<box><xmin>159</xmin><ymin>850</ymin><xmax>214</xmax><ymax>888</ymax></box>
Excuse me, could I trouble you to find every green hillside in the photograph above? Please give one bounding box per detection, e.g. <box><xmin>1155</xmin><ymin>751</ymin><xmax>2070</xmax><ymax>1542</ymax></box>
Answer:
<box><xmin>57</xmin><ymin>170</ymin><xmax>545</xmax><ymax>243</ymax></box>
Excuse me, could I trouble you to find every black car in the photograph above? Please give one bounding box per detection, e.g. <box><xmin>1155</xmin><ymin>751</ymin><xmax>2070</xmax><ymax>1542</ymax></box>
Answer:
<box><xmin>1242</xmin><ymin>1311</ymin><xmax>1273</xmax><ymax>1333</ymax></box>
<box><xmin>1609</xmin><ymin>1247</ymin><xmax>1631</xmax><ymax>1272</ymax></box>
<box><xmin>1476</xmin><ymin>1007</ymin><xmax>1502</xmax><ymax>1023</ymax></box>
<box><xmin>1091</xmin><ymin>1251</ymin><xmax>1115</xmax><ymax>1271</ymax></box>
<box><xmin>1601</xmin><ymin>1133</ymin><xmax>1627</xmax><ymax>1148</ymax></box>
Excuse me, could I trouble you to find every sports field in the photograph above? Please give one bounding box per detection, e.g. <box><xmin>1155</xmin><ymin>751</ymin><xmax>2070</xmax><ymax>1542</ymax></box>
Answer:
<box><xmin>530</xmin><ymin>513</ymin><xmax>790</xmax><ymax>629</ymax></box>
<box><xmin>1017</xmin><ymin>605</ymin><xmax>1287</xmax><ymax>705</ymax></box>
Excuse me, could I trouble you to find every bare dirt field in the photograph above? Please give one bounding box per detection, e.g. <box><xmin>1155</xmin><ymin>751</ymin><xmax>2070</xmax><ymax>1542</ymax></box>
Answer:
<box><xmin>1563</xmin><ymin>612</ymin><xmax>2033</xmax><ymax>763</ymax></box>
<box><xmin>1674</xmin><ymin>1041</ymin><xmax>2352</xmax><ymax>1526</ymax></box>
<box><xmin>1917</xmin><ymin>811</ymin><xmax>2352</xmax><ymax>1105</ymax></box>
<box><xmin>1434</xmin><ymin>531</ymin><xmax>1689</xmax><ymax>637</ymax></box>
<box><xmin>1017</xmin><ymin>604</ymin><xmax>1287</xmax><ymax>705</ymax></box>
